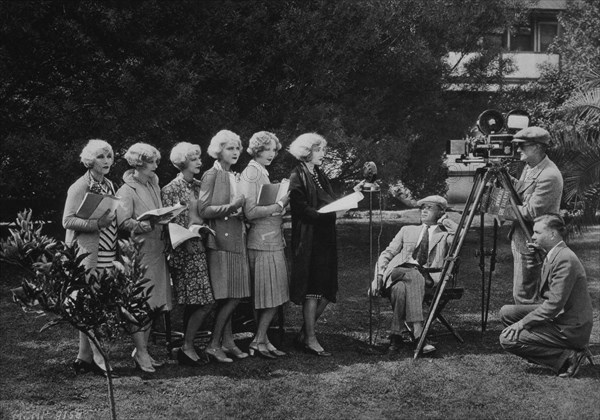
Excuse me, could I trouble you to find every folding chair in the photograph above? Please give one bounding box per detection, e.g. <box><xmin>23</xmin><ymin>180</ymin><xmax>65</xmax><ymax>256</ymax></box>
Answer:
<box><xmin>421</xmin><ymin>263</ymin><xmax>464</xmax><ymax>343</ymax></box>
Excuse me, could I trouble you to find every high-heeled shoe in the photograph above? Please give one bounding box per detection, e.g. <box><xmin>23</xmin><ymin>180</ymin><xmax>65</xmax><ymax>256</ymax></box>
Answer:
<box><xmin>221</xmin><ymin>345</ymin><xmax>249</xmax><ymax>359</ymax></box>
<box><xmin>303</xmin><ymin>343</ymin><xmax>332</xmax><ymax>357</ymax></box>
<box><xmin>78</xmin><ymin>358</ymin><xmax>118</xmax><ymax>378</ymax></box>
<box><xmin>205</xmin><ymin>347</ymin><xmax>233</xmax><ymax>363</ymax></box>
<box><xmin>293</xmin><ymin>333</ymin><xmax>305</xmax><ymax>350</ymax></box>
<box><xmin>92</xmin><ymin>360</ymin><xmax>120</xmax><ymax>378</ymax></box>
<box><xmin>132</xmin><ymin>353</ymin><xmax>156</xmax><ymax>373</ymax></box>
<box><xmin>248</xmin><ymin>342</ymin><xmax>276</xmax><ymax>359</ymax></box>
<box><xmin>177</xmin><ymin>348</ymin><xmax>209</xmax><ymax>367</ymax></box>
<box><xmin>132</xmin><ymin>349</ymin><xmax>165</xmax><ymax>368</ymax></box>
<box><xmin>265</xmin><ymin>342</ymin><xmax>286</xmax><ymax>357</ymax></box>
<box><xmin>73</xmin><ymin>358</ymin><xmax>93</xmax><ymax>374</ymax></box>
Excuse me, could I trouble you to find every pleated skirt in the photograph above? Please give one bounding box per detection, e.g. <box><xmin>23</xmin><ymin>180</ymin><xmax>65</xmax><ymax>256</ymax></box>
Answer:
<box><xmin>248</xmin><ymin>249</ymin><xmax>289</xmax><ymax>309</ymax></box>
<box><xmin>207</xmin><ymin>248</ymin><xmax>251</xmax><ymax>300</ymax></box>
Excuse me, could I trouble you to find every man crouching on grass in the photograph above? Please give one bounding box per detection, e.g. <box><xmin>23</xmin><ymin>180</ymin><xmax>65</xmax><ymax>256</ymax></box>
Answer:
<box><xmin>499</xmin><ymin>214</ymin><xmax>593</xmax><ymax>378</ymax></box>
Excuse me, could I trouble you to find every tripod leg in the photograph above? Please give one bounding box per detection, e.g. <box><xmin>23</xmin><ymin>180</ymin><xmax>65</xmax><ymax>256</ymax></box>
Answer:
<box><xmin>483</xmin><ymin>218</ymin><xmax>498</xmax><ymax>332</ymax></box>
<box><xmin>497</xmin><ymin>167</ymin><xmax>541</xmax><ymax>264</ymax></box>
<box><xmin>368</xmin><ymin>191</ymin><xmax>373</xmax><ymax>345</ymax></box>
<box><xmin>414</xmin><ymin>168</ymin><xmax>491</xmax><ymax>358</ymax></box>
<box><xmin>480</xmin><ymin>212</ymin><xmax>486</xmax><ymax>333</ymax></box>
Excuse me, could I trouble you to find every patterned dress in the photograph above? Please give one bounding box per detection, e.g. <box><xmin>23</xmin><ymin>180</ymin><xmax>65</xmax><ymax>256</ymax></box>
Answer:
<box><xmin>161</xmin><ymin>173</ymin><xmax>215</xmax><ymax>306</ymax></box>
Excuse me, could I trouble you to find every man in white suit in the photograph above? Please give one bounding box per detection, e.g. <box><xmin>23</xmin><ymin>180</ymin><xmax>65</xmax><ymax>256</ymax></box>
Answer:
<box><xmin>373</xmin><ymin>195</ymin><xmax>457</xmax><ymax>354</ymax></box>
<box><xmin>500</xmin><ymin>214</ymin><xmax>593</xmax><ymax>378</ymax></box>
<box><xmin>507</xmin><ymin>126</ymin><xmax>563</xmax><ymax>304</ymax></box>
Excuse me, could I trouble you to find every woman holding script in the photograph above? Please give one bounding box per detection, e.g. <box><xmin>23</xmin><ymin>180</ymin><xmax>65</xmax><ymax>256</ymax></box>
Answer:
<box><xmin>62</xmin><ymin>139</ymin><xmax>119</xmax><ymax>376</ymax></box>
<box><xmin>161</xmin><ymin>142</ymin><xmax>215</xmax><ymax>367</ymax></box>
<box><xmin>288</xmin><ymin>134</ymin><xmax>363</xmax><ymax>357</ymax></box>
<box><xmin>288</xmin><ymin>133</ymin><xmax>339</xmax><ymax>357</ymax></box>
<box><xmin>238</xmin><ymin>131</ymin><xmax>289</xmax><ymax>359</ymax></box>
<box><xmin>197</xmin><ymin>130</ymin><xmax>250</xmax><ymax>363</ymax></box>
<box><xmin>116</xmin><ymin>142</ymin><xmax>172</xmax><ymax>373</ymax></box>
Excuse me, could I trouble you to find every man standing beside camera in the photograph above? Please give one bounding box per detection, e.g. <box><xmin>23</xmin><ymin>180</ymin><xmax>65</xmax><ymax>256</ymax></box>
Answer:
<box><xmin>507</xmin><ymin>127</ymin><xmax>563</xmax><ymax>304</ymax></box>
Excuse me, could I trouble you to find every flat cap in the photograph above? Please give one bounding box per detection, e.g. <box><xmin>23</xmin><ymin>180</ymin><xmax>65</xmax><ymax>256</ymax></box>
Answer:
<box><xmin>417</xmin><ymin>195</ymin><xmax>447</xmax><ymax>210</ymax></box>
<box><xmin>512</xmin><ymin>126</ymin><xmax>550</xmax><ymax>145</ymax></box>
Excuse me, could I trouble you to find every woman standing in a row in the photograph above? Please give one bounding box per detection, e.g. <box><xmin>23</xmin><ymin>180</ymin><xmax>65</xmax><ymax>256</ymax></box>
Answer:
<box><xmin>117</xmin><ymin>143</ymin><xmax>172</xmax><ymax>373</ymax></box>
<box><xmin>239</xmin><ymin>131</ymin><xmax>290</xmax><ymax>358</ymax></box>
<box><xmin>198</xmin><ymin>130</ymin><xmax>250</xmax><ymax>363</ymax></box>
<box><xmin>288</xmin><ymin>133</ymin><xmax>339</xmax><ymax>357</ymax></box>
<box><xmin>63</xmin><ymin>139</ymin><xmax>120</xmax><ymax>376</ymax></box>
<box><xmin>161</xmin><ymin>142</ymin><xmax>215</xmax><ymax>366</ymax></box>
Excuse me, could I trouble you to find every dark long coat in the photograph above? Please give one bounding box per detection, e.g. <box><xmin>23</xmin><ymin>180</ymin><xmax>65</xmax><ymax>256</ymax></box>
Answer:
<box><xmin>289</xmin><ymin>163</ymin><xmax>338</xmax><ymax>304</ymax></box>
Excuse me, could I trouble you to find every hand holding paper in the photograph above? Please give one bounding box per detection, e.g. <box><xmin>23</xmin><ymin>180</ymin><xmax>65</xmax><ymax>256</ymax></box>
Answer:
<box><xmin>136</xmin><ymin>202</ymin><xmax>185</xmax><ymax>224</ymax></box>
<box><xmin>168</xmin><ymin>223</ymin><xmax>216</xmax><ymax>249</ymax></box>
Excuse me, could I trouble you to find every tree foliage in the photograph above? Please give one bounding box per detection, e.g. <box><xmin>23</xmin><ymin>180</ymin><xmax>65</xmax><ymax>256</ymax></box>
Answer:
<box><xmin>526</xmin><ymin>0</ymin><xmax>600</xmax><ymax>223</ymax></box>
<box><xmin>0</xmin><ymin>209</ymin><xmax>158</xmax><ymax>420</ymax></box>
<box><xmin>1</xmin><ymin>0</ymin><xmax>520</xmax><ymax>215</ymax></box>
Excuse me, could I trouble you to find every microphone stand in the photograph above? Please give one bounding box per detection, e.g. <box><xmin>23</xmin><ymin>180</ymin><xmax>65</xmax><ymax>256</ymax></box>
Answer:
<box><xmin>362</xmin><ymin>181</ymin><xmax>380</xmax><ymax>345</ymax></box>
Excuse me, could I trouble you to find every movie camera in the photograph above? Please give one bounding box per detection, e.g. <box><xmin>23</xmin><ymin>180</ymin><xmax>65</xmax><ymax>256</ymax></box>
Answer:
<box><xmin>448</xmin><ymin>109</ymin><xmax>530</xmax><ymax>163</ymax></box>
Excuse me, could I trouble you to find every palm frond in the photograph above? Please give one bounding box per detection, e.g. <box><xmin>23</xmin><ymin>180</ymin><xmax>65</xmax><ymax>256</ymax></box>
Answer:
<box><xmin>551</xmin><ymin>130</ymin><xmax>600</xmax><ymax>206</ymax></box>
<box><xmin>580</xmin><ymin>69</ymin><xmax>600</xmax><ymax>90</ymax></box>
<box><xmin>561</xmin><ymin>88</ymin><xmax>600</xmax><ymax>125</ymax></box>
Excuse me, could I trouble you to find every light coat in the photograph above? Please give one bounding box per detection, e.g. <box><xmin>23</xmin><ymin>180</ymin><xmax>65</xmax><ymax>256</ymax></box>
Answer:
<box><xmin>62</xmin><ymin>174</ymin><xmax>115</xmax><ymax>269</ymax></box>
<box><xmin>116</xmin><ymin>169</ymin><xmax>172</xmax><ymax>310</ymax></box>
<box><xmin>509</xmin><ymin>156</ymin><xmax>563</xmax><ymax>251</ymax></box>
<box><xmin>377</xmin><ymin>221</ymin><xmax>456</xmax><ymax>289</ymax></box>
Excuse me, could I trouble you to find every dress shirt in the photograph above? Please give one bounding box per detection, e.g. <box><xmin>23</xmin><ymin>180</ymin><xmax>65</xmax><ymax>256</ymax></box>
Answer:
<box><xmin>408</xmin><ymin>223</ymin><xmax>438</xmax><ymax>266</ymax></box>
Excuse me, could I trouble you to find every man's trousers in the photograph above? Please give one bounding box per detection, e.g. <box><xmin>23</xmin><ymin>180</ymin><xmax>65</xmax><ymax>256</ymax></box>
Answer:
<box><xmin>499</xmin><ymin>304</ymin><xmax>575</xmax><ymax>373</ymax></box>
<box><xmin>386</xmin><ymin>267</ymin><xmax>425</xmax><ymax>335</ymax></box>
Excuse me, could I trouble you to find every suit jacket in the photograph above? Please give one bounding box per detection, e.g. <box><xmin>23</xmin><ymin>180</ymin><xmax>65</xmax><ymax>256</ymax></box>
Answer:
<box><xmin>508</xmin><ymin>156</ymin><xmax>563</xmax><ymax>249</ymax></box>
<box><xmin>377</xmin><ymin>220</ymin><xmax>456</xmax><ymax>289</ymax></box>
<box><xmin>520</xmin><ymin>243</ymin><xmax>593</xmax><ymax>348</ymax></box>
<box><xmin>238</xmin><ymin>160</ymin><xmax>285</xmax><ymax>251</ymax></box>
<box><xmin>197</xmin><ymin>166</ymin><xmax>245</xmax><ymax>253</ymax></box>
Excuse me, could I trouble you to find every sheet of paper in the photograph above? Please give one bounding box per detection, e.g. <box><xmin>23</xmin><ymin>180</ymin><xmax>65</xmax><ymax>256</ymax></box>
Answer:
<box><xmin>317</xmin><ymin>191</ymin><xmax>364</xmax><ymax>213</ymax></box>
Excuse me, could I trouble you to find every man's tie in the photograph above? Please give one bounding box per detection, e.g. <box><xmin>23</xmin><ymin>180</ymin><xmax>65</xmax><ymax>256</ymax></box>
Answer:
<box><xmin>412</xmin><ymin>225</ymin><xmax>429</xmax><ymax>266</ymax></box>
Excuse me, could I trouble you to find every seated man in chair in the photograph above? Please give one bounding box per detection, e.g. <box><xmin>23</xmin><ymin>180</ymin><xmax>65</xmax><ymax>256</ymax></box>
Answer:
<box><xmin>373</xmin><ymin>195</ymin><xmax>457</xmax><ymax>354</ymax></box>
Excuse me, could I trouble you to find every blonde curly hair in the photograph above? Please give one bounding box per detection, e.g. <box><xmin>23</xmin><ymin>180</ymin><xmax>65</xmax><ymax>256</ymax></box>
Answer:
<box><xmin>288</xmin><ymin>133</ymin><xmax>327</xmax><ymax>162</ymax></box>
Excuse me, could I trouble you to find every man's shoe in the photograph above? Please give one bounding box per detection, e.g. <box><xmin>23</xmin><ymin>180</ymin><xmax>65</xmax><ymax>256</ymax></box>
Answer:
<box><xmin>399</xmin><ymin>330</ymin><xmax>415</xmax><ymax>344</ymax></box>
<box><xmin>387</xmin><ymin>335</ymin><xmax>402</xmax><ymax>354</ymax></box>
<box><xmin>558</xmin><ymin>350</ymin><xmax>586</xmax><ymax>378</ymax></box>
<box><xmin>414</xmin><ymin>336</ymin><xmax>436</xmax><ymax>355</ymax></box>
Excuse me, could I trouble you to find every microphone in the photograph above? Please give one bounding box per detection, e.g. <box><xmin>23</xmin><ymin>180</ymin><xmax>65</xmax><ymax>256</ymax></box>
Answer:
<box><xmin>362</xmin><ymin>161</ymin><xmax>379</xmax><ymax>191</ymax></box>
<box><xmin>363</xmin><ymin>161</ymin><xmax>377</xmax><ymax>183</ymax></box>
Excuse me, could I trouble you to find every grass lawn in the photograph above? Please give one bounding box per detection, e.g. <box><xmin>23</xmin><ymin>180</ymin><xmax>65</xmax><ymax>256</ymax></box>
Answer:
<box><xmin>1</xmin><ymin>219</ymin><xmax>599</xmax><ymax>419</ymax></box>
